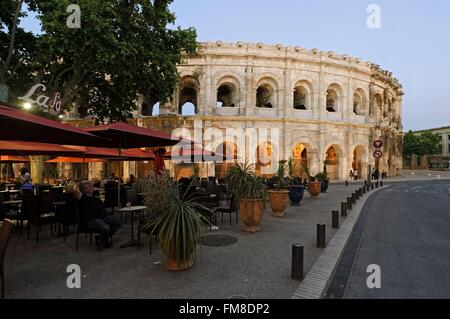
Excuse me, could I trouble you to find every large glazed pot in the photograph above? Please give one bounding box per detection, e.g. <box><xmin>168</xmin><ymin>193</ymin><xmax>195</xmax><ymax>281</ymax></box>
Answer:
<box><xmin>321</xmin><ymin>180</ymin><xmax>329</xmax><ymax>193</ymax></box>
<box><xmin>239</xmin><ymin>199</ymin><xmax>265</xmax><ymax>233</ymax></box>
<box><xmin>268</xmin><ymin>190</ymin><xmax>289</xmax><ymax>217</ymax></box>
<box><xmin>288</xmin><ymin>185</ymin><xmax>305</xmax><ymax>206</ymax></box>
<box><xmin>308</xmin><ymin>181</ymin><xmax>321</xmax><ymax>198</ymax></box>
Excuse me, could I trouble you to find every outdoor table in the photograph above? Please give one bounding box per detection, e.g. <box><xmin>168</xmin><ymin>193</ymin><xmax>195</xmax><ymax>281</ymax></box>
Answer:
<box><xmin>117</xmin><ymin>205</ymin><xmax>147</xmax><ymax>249</ymax></box>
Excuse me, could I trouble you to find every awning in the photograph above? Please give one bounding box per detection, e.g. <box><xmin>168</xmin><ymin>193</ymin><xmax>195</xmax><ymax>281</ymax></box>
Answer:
<box><xmin>0</xmin><ymin>103</ymin><xmax>109</xmax><ymax>146</ymax></box>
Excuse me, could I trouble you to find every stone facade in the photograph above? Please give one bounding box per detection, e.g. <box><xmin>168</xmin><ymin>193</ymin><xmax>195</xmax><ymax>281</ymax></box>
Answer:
<box><xmin>69</xmin><ymin>41</ymin><xmax>405</xmax><ymax>181</ymax></box>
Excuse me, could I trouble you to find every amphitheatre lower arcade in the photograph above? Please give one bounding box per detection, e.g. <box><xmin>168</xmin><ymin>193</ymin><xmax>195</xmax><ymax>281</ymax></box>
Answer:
<box><xmin>68</xmin><ymin>41</ymin><xmax>404</xmax><ymax>182</ymax></box>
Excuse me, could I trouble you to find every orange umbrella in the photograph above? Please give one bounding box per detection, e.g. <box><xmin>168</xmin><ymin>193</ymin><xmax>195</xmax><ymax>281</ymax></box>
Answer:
<box><xmin>46</xmin><ymin>157</ymin><xmax>105</xmax><ymax>163</ymax></box>
<box><xmin>0</xmin><ymin>155</ymin><xmax>29</xmax><ymax>162</ymax></box>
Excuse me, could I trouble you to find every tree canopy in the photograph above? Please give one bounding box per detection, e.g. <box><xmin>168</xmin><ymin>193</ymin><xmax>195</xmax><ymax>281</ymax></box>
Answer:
<box><xmin>403</xmin><ymin>130</ymin><xmax>442</xmax><ymax>157</ymax></box>
<box><xmin>1</xmin><ymin>0</ymin><xmax>197</xmax><ymax>123</ymax></box>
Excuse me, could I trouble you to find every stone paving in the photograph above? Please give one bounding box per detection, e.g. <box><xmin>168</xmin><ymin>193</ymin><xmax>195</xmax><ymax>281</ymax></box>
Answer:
<box><xmin>3</xmin><ymin>184</ymin><xmax>368</xmax><ymax>299</ymax></box>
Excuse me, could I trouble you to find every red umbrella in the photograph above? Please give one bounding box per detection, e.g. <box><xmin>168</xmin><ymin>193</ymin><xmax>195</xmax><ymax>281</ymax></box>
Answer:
<box><xmin>0</xmin><ymin>141</ymin><xmax>86</xmax><ymax>156</ymax></box>
<box><xmin>86</xmin><ymin>122</ymin><xmax>180</xmax><ymax>207</ymax></box>
<box><xmin>86</xmin><ymin>122</ymin><xmax>179</xmax><ymax>149</ymax></box>
<box><xmin>0</xmin><ymin>103</ymin><xmax>108</xmax><ymax>146</ymax></box>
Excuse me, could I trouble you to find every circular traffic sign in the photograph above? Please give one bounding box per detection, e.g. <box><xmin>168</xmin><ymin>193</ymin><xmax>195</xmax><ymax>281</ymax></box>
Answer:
<box><xmin>373</xmin><ymin>150</ymin><xmax>383</xmax><ymax>159</ymax></box>
<box><xmin>373</xmin><ymin>140</ymin><xmax>383</xmax><ymax>149</ymax></box>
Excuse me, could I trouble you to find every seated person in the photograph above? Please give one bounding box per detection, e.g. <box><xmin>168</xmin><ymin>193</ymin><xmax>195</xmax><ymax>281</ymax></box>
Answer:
<box><xmin>76</xmin><ymin>181</ymin><xmax>121</xmax><ymax>248</ymax></box>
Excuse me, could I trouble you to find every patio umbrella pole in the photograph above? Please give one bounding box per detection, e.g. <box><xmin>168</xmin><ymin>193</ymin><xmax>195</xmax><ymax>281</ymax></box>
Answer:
<box><xmin>117</xmin><ymin>142</ymin><xmax>122</xmax><ymax>209</ymax></box>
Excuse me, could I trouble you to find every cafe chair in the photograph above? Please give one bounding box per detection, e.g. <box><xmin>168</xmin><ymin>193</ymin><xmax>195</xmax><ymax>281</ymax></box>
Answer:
<box><xmin>0</xmin><ymin>220</ymin><xmax>13</xmax><ymax>299</ymax></box>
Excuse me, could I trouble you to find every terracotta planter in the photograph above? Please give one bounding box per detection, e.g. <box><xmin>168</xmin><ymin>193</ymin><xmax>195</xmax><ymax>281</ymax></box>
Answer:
<box><xmin>239</xmin><ymin>199</ymin><xmax>265</xmax><ymax>233</ymax></box>
<box><xmin>268</xmin><ymin>190</ymin><xmax>289</xmax><ymax>217</ymax></box>
<box><xmin>164</xmin><ymin>255</ymin><xmax>194</xmax><ymax>271</ymax></box>
<box><xmin>308</xmin><ymin>181</ymin><xmax>321</xmax><ymax>198</ymax></box>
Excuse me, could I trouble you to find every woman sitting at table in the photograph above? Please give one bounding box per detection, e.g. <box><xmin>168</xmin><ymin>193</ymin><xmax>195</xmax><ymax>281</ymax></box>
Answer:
<box><xmin>76</xmin><ymin>181</ymin><xmax>122</xmax><ymax>248</ymax></box>
<box><xmin>19</xmin><ymin>167</ymin><xmax>33</xmax><ymax>191</ymax></box>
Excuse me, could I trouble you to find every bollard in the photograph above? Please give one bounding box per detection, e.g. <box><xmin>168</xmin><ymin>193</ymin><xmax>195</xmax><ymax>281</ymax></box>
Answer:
<box><xmin>362</xmin><ymin>186</ymin><xmax>366</xmax><ymax>194</ymax></box>
<box><xmin>360</xmin><ymin>188</ymin><xmax>364</xmax><ymax>196</ymax></box>
<box><xmin>352</xmin><ymin>192</ymin><xmax>356</xmax><ymax>202</ymax></box>
<box><xmin>317</xmin><ymin>224</ymin><xmax>326</xmax><ymax>248</ymax></box>
<box><xmin>376</xmin><ymin>181</ymin><xmax>379</xmax><ymax>188</ymax></box>
<box><xmin>347</xmin><ymin>197</ymin><xmax>353</xmax><ymax>210</ymax></box>
<box><xmin>341</xmin><ymin>202</ymin><xmax>347</xmax><ymax>217</ymax></box>
<box><xmin>291</xmin><ymin>244</ymin><xmax>304</xmax><ymax>281</ymax></box>
<box><xmin>371</xmin><ymin>183</ymin><xmax>374</xmax><ymax>190</ymax></box>
<box><xmin>345</xmin><ymin>180</ymin><xmax>349</xmax><ymax>187</ymax></box>
<box><xmin>354</xmin><ymin>191</ymin><xmax>359</xmax><ymax>201</ymax></box>
<box><xmin>332</xmin><ymin>210</ymin><xmax>339</xmax><ymax>229</ymax></box>
<box><xmin>380</xmin><ymin>181</ymin><xmax>384</xmax><ymax>187</ymax></box>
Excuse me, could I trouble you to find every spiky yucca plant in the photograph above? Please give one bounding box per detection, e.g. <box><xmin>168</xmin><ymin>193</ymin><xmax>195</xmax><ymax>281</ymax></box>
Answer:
<box><xmin>141</xmin><ymin>172</ymin><xmax>211</xmax><ymax>265</ymax></box>
<box><xmin>225</xmin><ymin>161</ymin><xmax>268</xmax><ymax>201</ymax></box>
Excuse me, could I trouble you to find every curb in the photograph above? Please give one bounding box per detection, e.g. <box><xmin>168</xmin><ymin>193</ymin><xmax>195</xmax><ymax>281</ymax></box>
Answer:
<box><xmin>291</xmin><ymin>185</ymin><xmax>391</xmax><ymax>299</ymax></box>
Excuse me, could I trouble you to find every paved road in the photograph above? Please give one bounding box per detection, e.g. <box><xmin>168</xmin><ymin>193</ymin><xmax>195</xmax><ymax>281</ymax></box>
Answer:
<box><xmin>329</xmin><ymin>180</ymin><xmax>450</xmax><ymax>299</ymax></box>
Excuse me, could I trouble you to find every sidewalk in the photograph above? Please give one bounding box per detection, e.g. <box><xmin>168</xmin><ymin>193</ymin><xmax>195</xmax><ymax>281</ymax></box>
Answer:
<box><xmin>5</xmin><ymin>184</ymin><xmax>364</xmax><ymax>299</ymax></box>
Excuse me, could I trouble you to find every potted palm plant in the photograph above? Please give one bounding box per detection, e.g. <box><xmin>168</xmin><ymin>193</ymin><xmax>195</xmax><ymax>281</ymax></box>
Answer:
<box><xmin>315</xmin><ymin>171</ymin><xmax>329</xmax><ymax>193</ymax></box>
<box><xmin>287</xmin><ymin>158</ymin><xmax>305</xmax><ymax>206</ymax></box>
<box><xmin>225</xmin><ymin>161</ymin><xmax>267</xmax><ymax>233</ymax></box>
<box><xmin>141</xmin><ymin>172</ymin><xmax>211</xmax><ymax>271</ymax></box>
<box><xmin>268</xmin><ymin>160</ymin><xmax>290</xmax><ymax>217</ymax></box>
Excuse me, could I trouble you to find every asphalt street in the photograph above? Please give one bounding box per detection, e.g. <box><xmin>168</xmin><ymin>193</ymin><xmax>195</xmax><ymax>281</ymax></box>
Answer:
<box><xmin>328</xmin><ymin>180</ymin><xmax>450</xmax><ymax>299</ymax></box>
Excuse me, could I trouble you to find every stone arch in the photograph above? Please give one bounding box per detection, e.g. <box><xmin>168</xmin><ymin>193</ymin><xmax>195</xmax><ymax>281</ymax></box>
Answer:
<box><xmin>216</xmin><ymin>76</ymin><xmax>240</xmax><ymax>107</ymax></box>
<box><xmin>214</xmin><ymin>141</ymin><xmax>238</xmax><ymax>180</ymax></box>
<box><xmin>256</xmin><ymin>77</ymin><xmax>279</xmax><ymax>108</ymax></box>
<box><xmin>326</xmin><ymin>83</ymin><xmax>343</xmax><ymax>113</ymax></box>
<box><xmin>353</xmin><ymin>88</ymin><xmax>367</xmax><ymax>115</ymax></box>
<box><xmin>373</xmin><ymin>93</ymin><xmax>383</xmax><ymax>119</ymax></box>
<box><xmin>255</xmin><ymin>141</ymin><xmax>278</xmax><ymax>176</ymax></box>
<box><xmin>293</xmin><ymin>80</ymin><xmax>313</xmax><ymax>110</ymax></box>
<box><xmin>292</xmin><ymin>143</ymin><xmax>315</xmax><ymax>179</ymax></box>
<box><xmin>178</xmin><ymin>75</ymin><xmax>200</xmax><ymax>115</ymax></box>
<box><xmin>352</xmin><ymin>145</ymin><xmax>368</xmax><ymax>180</ymax></box>
<box><xmin>324</xmin><ymin>144</ymin><xmax>344</xmax><ymax>180</ymax></box>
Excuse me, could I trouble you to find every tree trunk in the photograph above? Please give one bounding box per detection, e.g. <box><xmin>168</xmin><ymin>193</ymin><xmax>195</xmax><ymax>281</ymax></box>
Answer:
<box><xmin>30</xmin><ymin>156</ymin><xmax>45</xmax><ymax>184</ymax></box>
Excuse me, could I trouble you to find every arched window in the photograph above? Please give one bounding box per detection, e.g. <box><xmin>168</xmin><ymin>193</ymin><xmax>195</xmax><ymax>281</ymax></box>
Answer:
<box><xmin>353</xmin><ymin>93</ymin><xmax>362</xmax><ymax>115</ymax></box>
<box><xmin>181</xmin><ymin>102</ymin><xmax>196</xmax><ymax>116</ymax></box>
<box><xmin>178</xmin><ymin>76</ymin><xmax>199</xmax><ymax>115</ymax></box>
<box><xmin>256</xmin><ymin>85</ymin><xmax>274</xmax><ymax>108</ymax></box>
<box><xmin>217</xmin><ymin>84</ymin><xmax>236</xmax><ymax>107</ymax></box>
<box><xmin>326</xmin><ymin>89</ymin><xmax>338</xmax><ymax>112</ymax></box>
<box><xmin>294</xmin><ymin>86</ymin><xmax>308</xmax><ymax>110</ymax></box>
<box><xmin>152</xmin><ymin>102</ymin><xmax>160</xmax><ymax>116</ymax></box>
<box><xmin>373</xmin><ymin>94</ymin><xmax>383</xmax><ymax>118</ymax></box>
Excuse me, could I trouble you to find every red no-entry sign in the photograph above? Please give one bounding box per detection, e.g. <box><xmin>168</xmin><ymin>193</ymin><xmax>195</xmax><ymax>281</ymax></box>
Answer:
<box><xmin>373</xmin><ymin>150</ymin><xmax>383</xmax><ymax>159</ymax></box>
<box><xmin>373</xmin><ymin>140</ymin><xmax>383</xmax><ymax>149</ymax></box>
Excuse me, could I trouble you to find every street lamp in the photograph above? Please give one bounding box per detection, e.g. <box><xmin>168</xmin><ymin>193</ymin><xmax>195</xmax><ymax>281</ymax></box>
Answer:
<box><xmin>23</xmin><ymin>102</ymin><xmax>32</xmax><ymax>110</ymax></box>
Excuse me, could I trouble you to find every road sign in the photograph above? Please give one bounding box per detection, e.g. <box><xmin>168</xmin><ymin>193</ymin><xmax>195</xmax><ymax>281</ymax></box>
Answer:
<box><xmin>373</xmin><ymin>150</ymin><xmax>383</xmax><ymax>159</ymax></box>
<box><xmin>373</xmin><ymin>140</ymin><xmax>383</xmax><ymax>149</ymax></box>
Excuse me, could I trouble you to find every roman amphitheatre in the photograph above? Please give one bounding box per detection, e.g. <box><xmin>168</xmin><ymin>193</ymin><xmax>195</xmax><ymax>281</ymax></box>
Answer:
<box><xmin>69</xmin><ymin>41</ymin><xmax>404</xmax><ymax>181</ymax></box>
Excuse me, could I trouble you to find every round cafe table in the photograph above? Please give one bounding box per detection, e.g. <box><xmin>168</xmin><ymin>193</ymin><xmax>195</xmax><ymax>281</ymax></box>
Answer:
<box><xmin>117</xmin><ymin>205</ymin><xmax>147</xmax><ymax>249</ymax></box>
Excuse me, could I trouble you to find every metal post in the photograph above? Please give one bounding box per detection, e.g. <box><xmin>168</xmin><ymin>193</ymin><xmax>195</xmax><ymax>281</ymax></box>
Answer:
<box><xmin>345</xmin><ymin>180</ymin><xmax>349</xmax><ymax>187</ymax></box>
<box><xmin>341</xmin><ymin>202</ymin><xmax>347</xmax><ymax>217</ymax></box>
<box><xmin>317</xmin><ymin>224</ymin><xmax>326</xmax><ymax>248</ymax></box>
<box><xmin>347</xmin><ymin>197</ymin><xmax>353</xmax><ymax>210</ymax></box>
<box><xmin>332</xmin><ymin>210</ymin><xmax>339</xmax><ymax>229</ymax></box>
<box><xmin>291</xmin><ymin>244</ymin><xmax>304</xmax><ymax>281</ymax></box>
<box><xmin>380</xmin><ymin>181</ymin><xmax>384</xmax><ymax>187</ymax></box>
<box><xmin>371</xmin><ymin>183</ymin><xmax>374</xmax><ymax>190</ymax></box>
<box><xmin>376</xmin><ymin>181</ymin><xmax>379</xmax><ymax>188</ymax></box>
<box><xmin>362</xmin><ymin>186</ymin><xmax>366</xmax><ymax>194</ymax></box>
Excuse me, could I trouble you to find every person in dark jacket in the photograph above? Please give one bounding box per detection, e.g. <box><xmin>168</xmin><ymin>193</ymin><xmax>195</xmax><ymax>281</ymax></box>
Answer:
<box><xmin>77</xmin><ymin>181</ymin><xmax>121</xmax><ymax>248</ymax></box>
